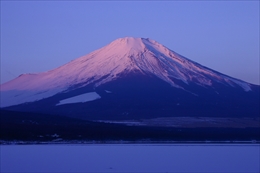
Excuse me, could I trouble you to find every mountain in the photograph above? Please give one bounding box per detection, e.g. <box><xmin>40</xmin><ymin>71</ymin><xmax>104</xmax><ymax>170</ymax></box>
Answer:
<box><xmin>0</xmin><ymin>37</ymin><xmax>259</xmax><ymax>120</ymax></box>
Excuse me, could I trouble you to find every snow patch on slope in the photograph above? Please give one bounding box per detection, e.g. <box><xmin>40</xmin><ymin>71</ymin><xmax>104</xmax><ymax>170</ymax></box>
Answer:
<box><xmin>56</xmin><ymin>92</ymin><xmax>101</xmax><ymax>106</ymax></box>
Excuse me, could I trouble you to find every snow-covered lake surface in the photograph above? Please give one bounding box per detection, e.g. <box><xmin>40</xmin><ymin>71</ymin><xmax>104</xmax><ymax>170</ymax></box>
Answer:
<box><xmin>1</xmin><ymin>144</ymin><xmax>259</xmax><ymax>173</ymax></box>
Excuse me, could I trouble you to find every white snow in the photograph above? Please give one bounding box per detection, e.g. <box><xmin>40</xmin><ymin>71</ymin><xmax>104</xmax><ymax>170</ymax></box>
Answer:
<box><xmin>0</xmin><ymin>37</ymin><xmax>253</xmax><ymax>107</ymax></box>
<box><xmin>56</xmin><ymin>92</ymin><xmax>101</xmax><ymax>106</ymax></box>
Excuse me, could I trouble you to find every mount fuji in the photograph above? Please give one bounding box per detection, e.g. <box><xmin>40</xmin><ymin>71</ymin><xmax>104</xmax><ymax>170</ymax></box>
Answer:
<box><xmin>0</xmin><ymin>37</ymin><xmax>259</xmax><ymax>120</ymax></box>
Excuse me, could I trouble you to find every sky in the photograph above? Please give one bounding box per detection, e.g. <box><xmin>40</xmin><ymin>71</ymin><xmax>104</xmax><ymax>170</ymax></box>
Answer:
<box><xmin>0</xmin><ymin>1</ymin><xmax>259</xmax><ymax>85</ymax></box>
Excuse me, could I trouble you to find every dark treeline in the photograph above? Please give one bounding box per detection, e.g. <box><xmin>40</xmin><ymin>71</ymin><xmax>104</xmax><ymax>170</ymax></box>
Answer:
<box><xmin>1</xmin><ymin>110</ymin><xmax>259</xmax><ymax>142</ymax></box>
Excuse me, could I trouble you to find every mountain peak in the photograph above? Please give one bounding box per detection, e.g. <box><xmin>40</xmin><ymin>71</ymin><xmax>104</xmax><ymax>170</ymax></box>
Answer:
<box><xmin>105</xmin><ymin>37</ymin><xmax>148</xmax><ymax>54</ymax></box>
<box><xmin>113</xmin><ymin>37</ymin><xmax>149</xmax><ymax>43</ymax></box>
<box><xmin>114</xmin><ymin>37</ymin><xmax>144</xmax><ymax>42</ymax></box>
<box><xmin>102</xmin><ymin>37</ymin><xmax>168</xmax><ymax>56</ymax></box>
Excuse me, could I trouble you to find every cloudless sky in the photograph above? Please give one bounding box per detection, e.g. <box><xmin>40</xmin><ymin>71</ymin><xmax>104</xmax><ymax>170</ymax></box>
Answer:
<box><xmin>1</xmin><ymin>1</ymin><xmax>259</xmax><ymax>84</ymax></box>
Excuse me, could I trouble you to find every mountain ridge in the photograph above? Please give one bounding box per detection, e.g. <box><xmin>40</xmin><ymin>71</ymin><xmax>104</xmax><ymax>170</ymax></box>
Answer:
<box><xmin>1</xmin><ymin>37</ymin><xmax>255</xmax><ymax>91</ymax></box>
<box><xmin>0</xmin><ymin>37</ymin><xmax>258</xmax><ymax>117</ymax></box>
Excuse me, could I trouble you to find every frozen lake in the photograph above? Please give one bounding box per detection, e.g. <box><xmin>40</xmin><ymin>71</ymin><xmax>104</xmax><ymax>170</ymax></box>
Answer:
<box><xmin>1</xmin><ymin>144</ymin><xmax>259</xmax><ymax>172</ymax></box>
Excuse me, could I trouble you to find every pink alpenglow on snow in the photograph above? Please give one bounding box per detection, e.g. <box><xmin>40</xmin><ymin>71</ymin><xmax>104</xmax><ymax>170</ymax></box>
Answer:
<box><xmin>0</xmin><ymin>37</ymin><xmax>253</xmax><ymax>108</ymax></box>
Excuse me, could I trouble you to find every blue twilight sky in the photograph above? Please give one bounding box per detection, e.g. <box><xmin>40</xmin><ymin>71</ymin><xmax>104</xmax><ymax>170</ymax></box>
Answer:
<box><xmin>1</xmin><ymin>1</ymin><xmax>259</xmax><ymax>85</ymax></box>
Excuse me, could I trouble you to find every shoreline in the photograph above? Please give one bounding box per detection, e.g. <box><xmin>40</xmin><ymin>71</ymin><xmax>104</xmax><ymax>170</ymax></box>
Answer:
<box><xmin>1</xmin><ymin>140</ymin><xmax>259</xmax><ymax>145</ymax></box>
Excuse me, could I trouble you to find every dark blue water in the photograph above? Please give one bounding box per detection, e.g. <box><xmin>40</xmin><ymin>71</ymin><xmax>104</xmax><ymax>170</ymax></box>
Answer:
<box><xmin>1</xmin><ymin>144</ymin><xmax>259</xmax><ymax>172</ymax></box>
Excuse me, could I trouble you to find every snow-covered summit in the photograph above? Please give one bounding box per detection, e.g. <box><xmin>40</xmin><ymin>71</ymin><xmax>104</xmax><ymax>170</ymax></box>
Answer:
<box><xmin>0</xmin><ymin>37</ymin><xmax>254</xmax><ymax>107</ymax></box>
<box><xmin>105</xmin><ymin>37</ymin><xmax>171</xmax><ymax>55</ymax></box>
<box><xmin>107</xmin><ymin>37</ymin><xmax>146</xmax><ymax>53</ymax></box>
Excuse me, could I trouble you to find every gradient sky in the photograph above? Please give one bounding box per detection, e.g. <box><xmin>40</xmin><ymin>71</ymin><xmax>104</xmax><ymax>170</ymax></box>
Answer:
<box><xmin>1</xmin><ymin>1</ymin><xmax>259</xmax><ymax>85</ymax></box>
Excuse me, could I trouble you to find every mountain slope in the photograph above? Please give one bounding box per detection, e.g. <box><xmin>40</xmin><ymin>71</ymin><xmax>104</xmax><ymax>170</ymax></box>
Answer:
<box><xmin>0</xmin><ymin>37</ymin><xmax>259</xmax><ymax>120</ymax></box>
